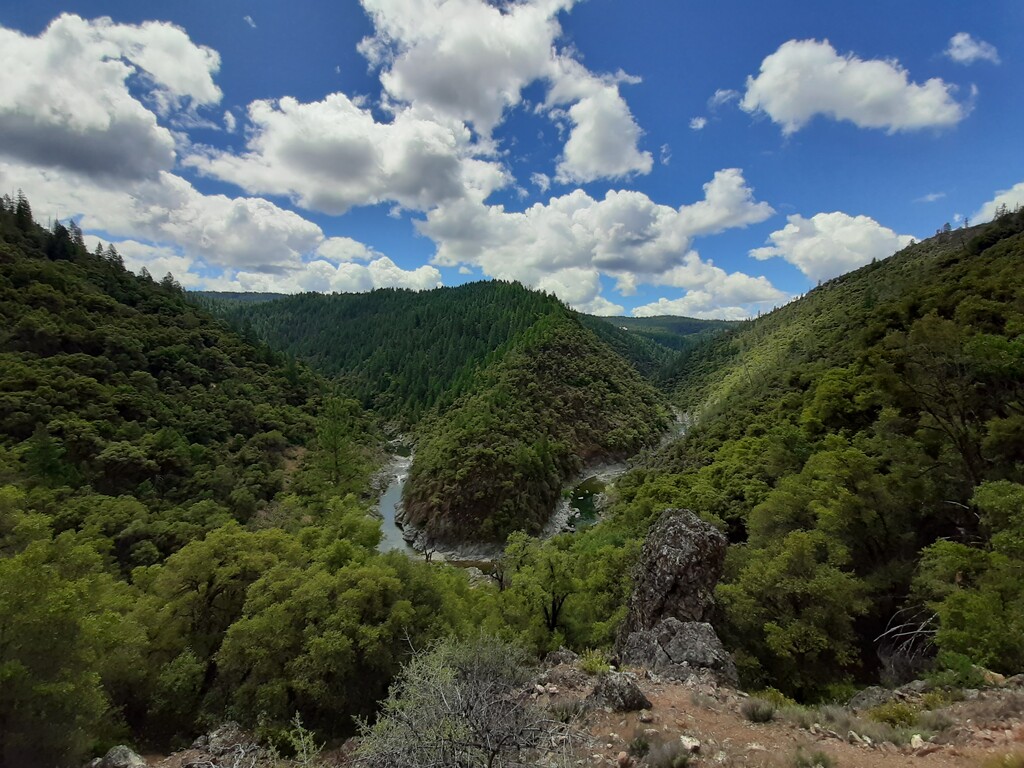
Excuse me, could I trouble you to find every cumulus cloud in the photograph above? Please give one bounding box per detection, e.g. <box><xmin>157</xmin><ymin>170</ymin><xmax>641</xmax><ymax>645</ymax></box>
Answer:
<box><xmin>946</xmin><ymin>32</ymin><xmax>1000</xmax><ymax>65</ymax></box>
<box><xmin>741</xmin><ymin>39</ymin><xmax>967</xmax><ymax>134</ymax></box>
<box><xmin>357</xmin><ymin>0</ymin><xmax>650</xmax><ymax>185</ymax></box>
<box><xmin>689</xmin><ymin>117</ymin><xmax>707</xmax><ymax>131</ymax></box>
<box><xmin>419</xmin><ymin>168</ymin><xmax>775</xmax><ymax>313</ymax></box>
<box><xmin>185</xmin><ymin>93</ymin><xmax>508</xmax><ymax>214</ymax></box>
<box><xmin>0</xmin><ymin>14</ymin><xmax>220</xmax><ymax>180</ymax></box>
<box><xmin>547</xmin><ymin>59</ymin><xmax>652</xmax><ymax>182</ymax></box>
<box><xmin>360</xmin><ymin>0</ymin><xmax>572</xmax><ymax>135</ymax></box>
<box><xmin>750</xmin><ymin>211</ymin><xmax>914</xmax><ymax>282</ymax></box>
<box><xmin>531</xmin><ymin>172</ymin><xmax>551</xmax><ymax>193</ymax></box>
<box><xmin>974</xmin><ymin>181</ymin><xmax>1024</xmax><ymax>223</ymax></box>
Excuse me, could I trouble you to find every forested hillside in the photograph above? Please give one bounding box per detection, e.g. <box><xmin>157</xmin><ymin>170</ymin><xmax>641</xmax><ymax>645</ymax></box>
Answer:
<box><xmin>213</xmin><ymin>283</ymin><xmax>570</xmax><ymax>424</ymax></box>
<box><xmin>0</xmin><ymin>196</ymin><xmax>475</xmax><ymax>766</ymax></box>
<box><xmin>602</xmin><ymin>210</ymin><xmax>1024</xmax><ymax>698</ymax></box>
<box><xmin>403</xmin><ymin>313</ymin><xmax>670</xmax><ymax>543</ymax></box>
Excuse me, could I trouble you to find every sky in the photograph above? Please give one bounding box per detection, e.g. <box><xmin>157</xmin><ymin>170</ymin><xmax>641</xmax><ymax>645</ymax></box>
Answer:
<box><xmin>1</xmin><ymin>1</ymin><xmax>1022</xmax><ymax>318</ymax></box>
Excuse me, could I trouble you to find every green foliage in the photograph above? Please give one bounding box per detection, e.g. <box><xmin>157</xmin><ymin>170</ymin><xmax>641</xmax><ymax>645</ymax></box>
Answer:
<box><xmin>404</xmin><ymin>313</ymin><xmax>668</xmax><ymax>542</ymax></box>
<box><xmin>866</xmin><ymin>700</ymin><xmax>919</xmax><ymax>728</ymax></box>
<box><xmin>597</xmin><ymin>219</ymin><xmax>1024</xmax><ymax>696</ymax></box>
<box><xmin>210</xmin><ymin>281</ymin><xmax>571</xmax><ymax>426</ymax></box>
<box><xmin>0</xmin><ymin>537</ymin><xmax>146</xmax><ymax>767</ymax></box>
<box><xmin>579</xmin><ymin>648</ymin><xmax>612</xmax><ymax>675</ymax></box>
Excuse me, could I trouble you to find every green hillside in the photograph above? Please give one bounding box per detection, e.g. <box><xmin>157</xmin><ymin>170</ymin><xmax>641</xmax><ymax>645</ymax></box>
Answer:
<box><xmin>216</xmin><ymin>282</ymin><xmax>572</xmax><ymax>424</ymax></box>
<box><xmin>403</xmin><ymin>312</ymin><xmax>670</xmax><ymax>543</ymax></box>
<box><xmin>604</xmin><ymin>211</ymin><xmax>1024</xmax><ymax>696</ymax></box>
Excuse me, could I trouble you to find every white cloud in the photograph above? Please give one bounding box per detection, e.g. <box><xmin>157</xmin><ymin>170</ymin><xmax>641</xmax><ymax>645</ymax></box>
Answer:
<box><xmin>360</xmin><ymin>0</ymin><xmax>573</xmax><ymax>135</ymax></box>
<box><xmin>974</xmin><ymin>181</ymin><xmax>1024</xmax><ymax>223</ymax></box>
<box><xmin>243</xmin><ymin>15</ymin><xmax>257</xmax><ymax>29</ymax></box>
<box><xmin>709</xmin><ymin>89</ymin><xmax>739</xmax><ymax>109</ymax></box>
<box><xmin>1</xmin><ymin>161</ymin><xmax>321</xmax><ymax>273</ymax></box>
<box><xmin>741</xmin><ymin>39</ymin><xmax>967</xmax><ymax>134</ymax></box>
<box><xmin>547</xmin><ymin>59</ymin><xmax>652</xmax><ymax>183</ymax></box>
<box><xmin>357</xmin><ymin>0</ymin><xmax>650</xmax><ymax>185</ymax></box>
<box><xmin>0</xmin><ymin>14</ymin><xmax>220</xmax><ymax>180</ymax></box>
<box><xmin>531</xmin><ymin>172</ymin><xmax>551</xmax><ymax>193</ymax></box>
<box><xmin>185</xmin><ymin>93</ymin><xmax>508</xmax><ymax>214</ymax></box>
<box><xmin>915</xmin><ymin>192</ymin><xmax>946</xmax><ymax>203</ymax></box>
<box><xmin>223</xmin><ymin>111</ymin><xmax>237</xmax><ymax>133</ymax></box>
<box><xmin>750</xmin><ymin>211</ymin><xmax>914</xmax><ymax>282</ymax></box>
<box><xmin>689</xmin><ymin>116</ymin><xmax>707</xmax><ymax>131</ymax></box>
<box><xmin>659</xmin><ymin>144</ymin><xmax>671</xmax><ymax>165</ymax></box>
<box><xmin>419</xmin><ymin>168</ymin><xmax>775</xmax><ymax>313</ymax></box>
<box><xmin>316</xmin><ymin>236</ymin><xmax>382</xmax><ymax>263</ymax></box>
<box><xmin>946</xmin><ymin>32</ymin><xmax>1000</xmax><ymax>65</ymax></box>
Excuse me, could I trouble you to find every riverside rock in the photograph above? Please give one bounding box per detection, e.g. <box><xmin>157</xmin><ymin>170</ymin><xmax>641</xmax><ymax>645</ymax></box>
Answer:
<box><xmin>617</xmin><ymin>509</ymin><xmax>727</xmax><ymax>646</ymax></box>
<box><xmin>91</xmin><ymin>746</ymin><xmax>145</xmax><ymax>768</ymax></box>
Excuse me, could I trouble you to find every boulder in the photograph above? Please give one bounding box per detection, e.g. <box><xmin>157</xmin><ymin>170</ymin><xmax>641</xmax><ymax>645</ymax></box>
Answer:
<box><xmin>617</xmin><ymin>509</ymin><xmax>727</xmax><ymax>648</ymax></box>
<box><xmin>545</xmin><ymin>647</ymin><xmax>579</xmax><ymax>666</ymax></box>
<box><xmin>94</xmin><ymin>746</ymin><xmax>145</xmax><ymax>768</ymax></box>
<box><xmin>847</xmin><ymin>685</ymin><xmax>897</xmax><ymax>711</ymax></box>
<box><xmin>620</xmin><ymin>618</ymin><xmax>738</xmax><ymax>686</ymax></box>
<box><xmin>588</xmin><ymin>672</ymin><xmax>652</xmax><ymax>712</ymax></box>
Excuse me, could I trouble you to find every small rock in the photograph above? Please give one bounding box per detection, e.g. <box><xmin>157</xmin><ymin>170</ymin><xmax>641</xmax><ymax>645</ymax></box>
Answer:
<box><xmin>848</xmin><ymin>730</ymin><xmax>864</xmax><ymax>745</ymax></box>
<box><xmin>616</xmin><ymin>751</ymin><xmax>633</xmax><ymax>768</ymax></box>
<box><xmin>679</xmin><ymin>735</ymin><xmax>701</xmax><ymax>753</ymax></box>
<box><xmin>910</xmin><ymin>734</ymin><xmax>925</xmax><ymax>750</ymax></box>
<box><xmin>638</xmin><ymin>709</ymin><xmax>653</xmax><ymax>723</ymax></box>
<box><xmin>535</xmin><ymin>684</ymin><xmax>547</xmax><ymax>695</ymax></box>
<box><xmin>545</xmin><ymin>683</ymin><xmax>560</xmax><ymax>694</ymax></box>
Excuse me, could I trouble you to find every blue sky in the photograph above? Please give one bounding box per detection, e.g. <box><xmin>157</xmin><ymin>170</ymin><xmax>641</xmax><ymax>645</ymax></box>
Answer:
<box><xmin>1</xmin><ymin>1</ymin><xmax>1022</xmax><ymax>317</ymax></box>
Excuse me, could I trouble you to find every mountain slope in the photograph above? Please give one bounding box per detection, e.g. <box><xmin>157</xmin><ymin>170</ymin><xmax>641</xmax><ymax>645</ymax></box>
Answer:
<box><xmin>403</xmin><ymin>311</ymin><xmax>670</xmax><ymax>543</ymax></box>
<box><xmin>606</xmin><ymin>212</ymin><xmax>1024</xmax><ymax>697</ymax></box>
<box><xmin>214</xmin><ymin>282</ymin><xmax>571</xmax><ymax>424</ymax></box>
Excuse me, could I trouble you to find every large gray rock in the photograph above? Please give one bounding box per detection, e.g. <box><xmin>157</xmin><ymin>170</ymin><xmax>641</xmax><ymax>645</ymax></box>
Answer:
<box><xmin>621</xmin><ymin>618</ymin><xmax>738</xmax><ymax>686</ymax></box>
<box><xmin>94</xmin><ymin>745</ymin><xmax>145</xmax><ymax>768</ymax></box>
<box><xmin>588</xmin><ymin>672</ymin><xmax>652</xmax><ymax>712</ymax></box>
<box><xmin>617</xmin><ymin>509</ymin><xmax>727</xmax><ymax>648</ymax></box>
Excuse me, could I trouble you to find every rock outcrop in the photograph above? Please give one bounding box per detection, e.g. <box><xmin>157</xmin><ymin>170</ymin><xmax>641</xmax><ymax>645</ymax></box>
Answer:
<box><xmin>617</xmin><ymin>509</ymin><xmax>727</xmax><ymax>643</ymax></box>
<box><xmin>87</xmin><ymin>746</ymin><xmax>145</xmax><ymax>768</ymax></box>
<box><xmin>620</xmin><ymin>617</ymin><xmax>738</xmax><ymax>686</ymax></box>
<box><xmin>616</xmin><ymin>509</ymin><xmax>735</xmax><ymax>684</ymax></box>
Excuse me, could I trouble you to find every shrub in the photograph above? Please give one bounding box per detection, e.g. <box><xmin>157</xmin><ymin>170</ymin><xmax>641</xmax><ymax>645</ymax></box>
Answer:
<box><xmin>579</xmin><ymin>647</ymin><xmax>612</xmax><ymax>676</ymax></box>
<box><xmin>740</xmin><ymin>698</ymin><xmax>776</xmax><ymax>723</ymax></box>
<box><xmin>628</xmin><ymin>735</ymin><xmax>650</xmax><ymax>757</ymax></box>
<box><xmin>866</xmin><ymin>700</ymin><xmax>919</xmax><ymax>728</ymax></box>
<box><xmin>645</xmin><ymin>740</ymin><xmax>691</xmax><ymax>768</ymax></box>
<box><xmin>792</xmin><ymin>747</ymin><xmax>836</xmax><ymax>767</ymax></box>
<box><xmin>754</xmin><ymin>687</ymin><xmax>797</xmax><ymax>708</ymax></box>
<box><xmin>928</xmin><ymin>651</ymin><xmax>987</xmax><ymax>689</ymax></box>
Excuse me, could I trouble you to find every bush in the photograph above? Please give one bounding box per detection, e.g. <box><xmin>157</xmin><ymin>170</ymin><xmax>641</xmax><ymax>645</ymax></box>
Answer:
<box><xmin>355</xmin><ymin>636</ymin><xmax>565</xmax><ymax>768</ymax></box>
<box><xmin>644</xmin><ymin>740</ymin><xmax>691</xmax><ymax>768</ymax></box>
<box><xmin>980</xmin><ymin>754</ymin><xmax>1024</xmax><ymax>768</ymax></box>
<box><xmin>740</xmin><ymin>698</ymin><xmax>776</xmax><ymax>723</ymax></box>
<box><xmin>628</xmin><ymin>735</ymin><xmax>650</xmax><ymax>757</ymax></box>
<box><xmin>754</xmin><ymin>687</ymin><xmax>797</xmax><ymax>708</ymax></box>
<box><xmin>928</xmin><ymin>651</ymin><xmax>987</xmax><ymax>689</ymax></box>
<box><xmin>866</xmin><ymin>700</ymin><xmax>919</xmax><ymax>728</ymax></box>
<box><xmin>579</xmin><ymin>647</ymin><xmax>612</xmax><ymax>676</ymax></box>
<box><xmin>792</xmin><ymin>747</ymin><xmax>836</xmax><ymax>768</ymax></box>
